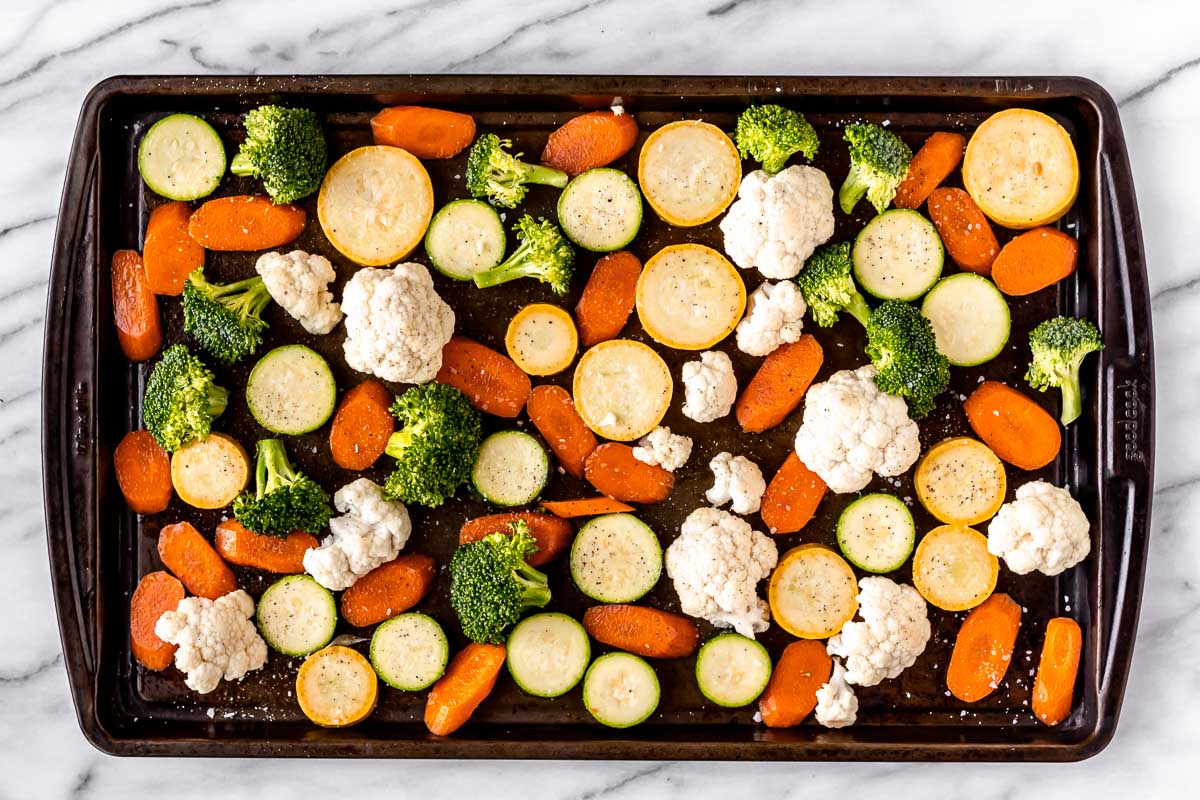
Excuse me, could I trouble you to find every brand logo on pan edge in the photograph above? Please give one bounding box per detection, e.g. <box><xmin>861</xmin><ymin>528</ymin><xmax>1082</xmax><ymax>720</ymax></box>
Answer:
<box><xmin>1115</xmin><ymin>378</ymin><xmax>1144</xmax><ymax>464</ymax></box>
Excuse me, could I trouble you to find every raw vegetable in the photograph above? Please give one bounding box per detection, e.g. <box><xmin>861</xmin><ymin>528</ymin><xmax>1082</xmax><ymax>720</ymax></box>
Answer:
<box><xmin>424</xmin><ymin>199</ymin><xmax>506</xmax><ymax>280</ymax></box>
<box><xmin>296</xmin><ymin>645</ymin><xmax>378</xmax><ymax>728</ymax></box>
<box><xmin>541</xmin><ymin>497</ymin><xmax>634</xmax><ymax>518</ymax></box>
<box><xmin>256</xmin><ymin>574</ymin><xmax>337</xmax><ymax>657</ymax></box>
<box><xmin>735</xmin><ymin>334</ymin><xmax>824</xmax><ymax>433</ymax></box>
<box><xmin>157</xmin><ymin>521</ymin><xmax>237</xmax><ymax>600</ymax></box>
<box><xmin>836</xmin><ymin>493</ymin><xmax>916</xmax><ymax>573</ymax></box>
<box><xmin>915</xmin><ymin>438</ymin><xmax>1007</xmax><ymax>525</ymax></box>
<box><xmin>795</xmin><ymin>241</ymin><xmax>871</xmax><ymax>328</ymax></box>
<box><xmin>760</xmin><ymin>452</ymin><xmax>828</xmax><ymax>535</ymax></box>
<box><xmin>169</xmin><ymin>432</ymin><xmax>249</xmax><ymax>509</ymax></box>
<box><xmin>130</xmin><ymin>571</ymin><xmax>185</xmax><ymax>671</ymax></box>
<box><xmin>584</xmin><ymin>443</ymin><xmax>675</xmax><ymax>504</ymax></box>
<box><xmin>471</xmin><ymin>430</ymin><xmax>550</xmax><ymax>507</ymax></box>
<box><xmin>425</xmin><ymin>642</ymin><xmax>506</xmax><ymax>736</ymax></box>
<box><xmin>449</xmin><ymin>520</ymin><xmax>551</xmax><ymax>644</ymax></box>
<box><xmin>214</xmin><ymin>520</ymin><xmax>316</xmax><ymax>573</ymax></box>
<box><xmin>581</xmin><ymin>604</ymin><xmax>699</xmax><ymax>659</ymax></box>
<box><xmin>328</xmin><ymin>379</ymin><xmax>396</xmax><ymax>471</ymax></box>
<box><xmin>575</xmin><ymin>250</ymin><xmax>640</xmax><ymax>346</ymax></box>
<box><xmin>757</xmin><ymin>639</ymin><xmax>832</xmax><ymax>728</ymax></box>
<box><xmin>557</xmin><ymin>168</ymin><xmax>643</xmax><ymax>252</ymax></box>
<box><xmin>582</xmin><ymin>652</ymin><xmax>660</xmax><ymax>728</ymax></box>
<box><xmin>1025</xmin><ymin>316</ymin><xmax>1104</xmax><ymax>425</ymax></box>
<box><xmin>827</xmin><ymin>576</ymin><xmax>931</xmax><ymax>686</ymax></box>
<box><xmin>636</xmin><ymin>244</ymin><xmax>746</xmax><ymax>350</ymax></box>
<box><xmin>466</xmin><ymin>133</ymin><xmax>569</xmax><ymax>208</ymax></box>
<box><xmin>137</xmin><ymin>113</ymin><xmax>225</xmax><ymax>201</ymax></box>
<box><xmin>926</xmin><ymin>187</ymin><xmax>1000</xmax><ymax>275</ymax></box>
<box><xmin>233</xmin><ymin>439</ymin><xmax>331</xmax><ymax>537</ymax></box>
<box><xmin>695</xmin><ymin>633</ymin><xmax>772</xmax><ymax>707</ymax></box>
<box><xmin>436</xmin><ymin>335</ymin><xmax>532</xmax><ymax>419</ymax></box>
<box><xmin>894</xmin><ymin>131</ymin><xmax>965</xmax><ymax>210</ymax></box>
<box><xmin>114</xmin><ymin>430</ymin><xmax>173</xmax><ymax>514</ymax></box>
<box><xmin>340</xmin><ymin>554</ymin><xmax>437</xmax><ymax>628</ymax></box>
<box><xmin>963</xmin><ymin>381</ymin><xmax>1061</xmax><ymax>470</ymax></box>
<box><xmin>383</xmin><ymin>383</ymin><xmax>484</xmax><ymax>507</ymax></box>
<box><xmin>370</xmin><ymin>613</ymin><xmax>449</xmax><ymax>691</ymax></box>
<box><xmin>525</xmin><ymin>385</ymin><xmax>597</xmax><ymax>479</ymax></box>
<box><xmin>946</xmin><ymin>592</ymin><xmax>1021</xmax><ymax>701</ymax></box>
<box><xmin>912</xmin><ymin>525</ymin><xmax>999</xmax><ymax>612</ymax></box>
<box><xmin>920</xmin><ymin>274</ymin><xmax>1010</xmax><ymax>366</ymax></box>
<box><xmin>991</xmin><ymin>227</ymin><xmax>1079</xmax><ymax>296</ymax></box>
<box><xmin>230</xmin><ymin>105</ymin><xmax>327</xmax><ymax>204</ymax></box>
<box><xmin>852</xmin><ymin>209</ymin><xmax>943</xmax><ymax>301</ymax></box>
<box><xmin>181</xmin><ymin>267</ymin><xmax>271</xmax><ymax>365</ymax></box>
<box><xmin>111</xmin><ymin>249</ymin><xmax>163</xmax><ymax>362</ymax></box>
<box><xmin>154</xmin><ymin>590</ymin><xmax>268</xmax><ymax>693</ymax></box>
<box><xmin>541</xmin><ymin>110</ymin><xmax>639</xmax><ymax>176</ymax></box>
<box><xmin>865</xmin><ymin>300</ymin><xmax>950</xmax><ymax>419</ymax></box>
<box><xmin>471</xmin><ymin>214</ymin><xmax>575</xmax><ymax>295</ymax></box>
<box><xmin>573</xmin><ymin>339</ymin><xmax>672</xmax><ymax>442</ymax></box>
<box><xmin>986</xmin><ymin>480</ymin><xmax>1092</xmax><ymax>577</ymax></box>
<box><xmin>505</xmin><ymin>303</ymin><xmax>579</xmax><ymax>376</ymax></box>
<box><xmin>570</xmin><ymin>513</ymin><xmax>662</xmax><ymax>604</ymax></box>
<box><xmin>1032</xmin><ymin>617</ymin><xmax>1083</xmax><ymax>726</ymax></box>
<box><xmin>371</xmin><ymin>105</ymin><xmax>476</xmax><ymax>159</ymax></box>
<box><xmin>638</xmin><ymin>120</ymin><xmax>741</xmax><ymax>226</ymax></box>
<box><xmin>768</xmin><ymin>544</ymin><xmax>859</xmax><ymax>639</ymax></box>
<box><xmin>187</xmin><ymin>195</ymin><xmax>306</xmax><ymax>251</ymax></box>
<box><xmin>143</xmin><ymin>344</ymin><xmax>228</xmax><ymax>451</ymax></box>
<box><xmin>838</xmin><ymin>122</ymin><xmax>913</xmax><ymax>215</ymax></box>
<box><xmin>506</xmin><ymin>613</ymin><xmax>591</xmax><ymax>698</ymax></box>
<box><xmin>734</xmin><ymin>104</ymin><xmax>820</xmax><ymax>173</ymax></box>
<box><xmin>143</xmin><ymin>202</ymin><xmax>205</xmax><ymax>296</ymax></box>
<box><xmin>459</xmin><ymin>512</ymin><xmax>572</xmax><ymax>568</ymax></box>
<box><xmin>245</xmin><ymin>345</ymin><xmax>337</xmax><ymax>435</ymax></box>
<box><xmin>304</xmin><ymin>478</ymin><xmax>413</xmax><ymax>592</ymax></box>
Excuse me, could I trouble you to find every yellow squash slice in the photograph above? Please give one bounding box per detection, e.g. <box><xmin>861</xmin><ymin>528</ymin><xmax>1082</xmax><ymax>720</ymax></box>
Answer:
<box><xmin>768</xmin><ymin>544</ymin><xmax>859</xmax><ymax>639</ymax></box>
<box><xmin>915</xmin><ymin>437</ymin><xmax>1007</xmax><ymax>526</ymax></box>
<box><xmin>636</xmin><ymin>244</ymin><xmax>746</xmax><ymax>350</ymax></box>
<box><xmin>169</xmin><ymin>432</ymin><xmax>249</xmax><ymax>510</ymax></box>
<box><xmin>505</xmin><ymin>303</ymin><xmax>579</xmax><ymax>376</ymax></box>
<box><xmin>573</xmin><ymin>339</ymin><xmax>672</xmax><ymax>441</ymax></box>
<box><xmin>638</xmin><ymin>120</ymin><xmax>742</xmax><ymax>227</ymax></box>
<box><xmin>912</xmin><ymin>525</ymin><xmax>998</xmax><ymax>612</ymax></box>
<box><xmin>296</xmin><ymin>645</ymin><xmax>379</xmax><ymax>728</ymax></box>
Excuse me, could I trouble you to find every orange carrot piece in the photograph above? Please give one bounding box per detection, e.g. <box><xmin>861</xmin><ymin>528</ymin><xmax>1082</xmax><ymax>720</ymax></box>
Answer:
<box><xmin>582</xmin><ymin>605</ymin><xmax>698</xmax><ymax>659</ymax></box>
<box><xmin>947</xmin><ymin>592</ymin><xmax>1022</xmax><ymax>702</ymax></box>
<box><xmin>213</xmin><ymin>519</ymin><xmax>318</xmax><ymax>573</ymax></box>
<box><xmin>964</xmin><ymin>381</ymin><xmax>1061</xmax><ymax>470</ymax></box>
<box><xmin>340</xmin><ymin>554</ymin><xmax>437</xmax><ymax>627</ymax></box>
<box><xmin>927</xmin><ymin>187</ymin><xmax>1000</xmax><ymax>275</ymax></box>
<box><xmin>370</xmin><ymin>106</ymin><xmax>476</xmax><ymax>159</ymax></box>
<box><xmin>329</xmin><ymin>379</ymin><xmax>396</xmax><ymax>471</ymax></box>
<box><xmin>758</xmin><ymin>640</ymin><xmax>833</xmax><ymax>728</ymax></box>
<box><xmin>526</xmin><ymin>384</ymin><xmax>597</xmax><ymax>479</ymax></box>
<box><xmin>760</xmin><ymin>452</ymin><xmax>828</xmax><ymax>535</ymax></box>
<box><xmin>540</xmin><ymin>497</ymin><xmax>635</xmax><ymax>518</ymax></box>
<box><xmin>143</xmin><ymin>201</ymin><xmax>205</xmax><ymax>295</ymax></box>
<box><xmin>111</xmin><ymin>249</ymin><xmax>163</xmax><ymax>362</ymax></box>
<box><xmin>157</xmin><ymin>521</ymin><xmax>237</xmax><ymax>600</ymax></box>
<box><xmin>1032</xmin><ymin>617</ymin><xmax>1083</xmax><ymax>726</ymax></box>
<box><xmin>458</xmin><ymin>512</ymin><xmax>573</xmax><ymax>568</ymax></box>
<box><xmin>114</xmin><ymin>430</ymin><xmax>173</xmax><ymax>514</ymax></box>
<box><xmin>574</xmin><ymin>250</ymin><xmax>641</xmax><ymax>346</ymax></box>
<box><xmin>736</xmin><ymin>335</ymin><xmax>824</xmax><ymax>433</ymax></box>
<box><xmin>584</xmin><ymin>443</ymin><xmax>674</xmax><ymax>504</ymax></box>
<box><xmin>130</xmin><ymin>571</ymin><xmax>185</xmax><ymax>671</ymax></box>
<box><xmin>894</xmin><ymin>132</ymin><xmax>966</xmax><ymax>210</ymax></box>
<box><xmin>436</xmin><ymin>335</ymin><xmax>532</xmax><ymax>418</ymax></box>
<box><xmin>187</xmin><ymin>195</ymin><xmax>306</xmax><ymax>251</ymax></box>
<box><xmin>425</xmin><ymin>642</ymin><xmax>506</xmax><ymax>736</ymax></box>
<box><xmin>991</xmin><ymin>227</ymin><xmax>1079</xmax><ymax>296</ymax></box>
<box><xmin>541</xmin><ymin>110</ymin><xmax>639</xmax><ymax>176</ymax></box>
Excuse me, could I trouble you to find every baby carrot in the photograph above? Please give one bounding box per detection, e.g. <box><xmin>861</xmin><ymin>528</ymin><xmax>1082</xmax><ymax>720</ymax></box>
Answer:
<box><xmin>760</xmin><ymin>452</ymin><xmax>827</xmax><ymax>535</ymax></box>
<box><xmin>130</xmin><ymin>571</ymin><xmax>185</xmax><ymax>671</ymax></box>
<box><xmin>143</xmin><ymin>201</ymin><xmax>204</xmax><ymax>295</ymax></box>
<box><xmin>371</xmin><ymin>106</ymin><xmax>476</xmax><ymax>159</ymax></box>
<box><xmin>574</xmin><ymin>250</ymin><xmax>641</xmax><ymax>346</ymax></box>
<box><xmin>111</xmin><ymin>249</ymin><xmax>163</xmax><ymax>362</ymax></box>
<box><xmin>187</xmin><ymin>195</ymin><xmax>306</xmax><ymax>251</ymax></box>
<box><xmin>114</xmin><ymin>430</ymin><xmax>173</xmax><ymax>514</ymax></box>
<box><xmin>340</xmin><ymin>554</ymin><xmax>437</xmax><ymax>627</ymax></box>
<box><xmin>584</xmin><ymin>443</ymin><xmax>674</xmax><ymax>504</ymax></box>
<box><xmin>425</xmin><ymin>642</ymin><xmax>506</xmax><ymax>736</ymax></box>
<box><xmin>540</xmin><ymin>497</ymin><xmax>635</xmax><ymax>518</ymax></box>
<box><xmin>459</xmin><ymin>512</ymin><xmax>573</xmax><ymax>567</ymax></box>
<box><xmin>894</xmin><ymin>132</ymin><xmax>966</xmax><ymax>210</ymax></box>
<box><xmin>946</xmin><ymin>592</ymin><xmax>1022</xmax><ymax>702</ymax></box>
<box><xmin>157</xmin><ymin>521</ymin><xmax>237</xmax><ymax>600</ymax></box>
<box><xmin>758</xmin><ymin>640</ymin><xmax>832</xmax><ymax>728</ymax></box>
<box><xmin>1032</xmin><ymin>617</ymin><xmax>1083</xmax><ymax>726</ymax></box>
<box><xmin>329</xmin><ymin>379</ymin><xmax>396</xmax><ymax>471</ymax></box>
<box><xmin>991</xmin><ymin>227</ymin><xmax>1079</xmax><ymax>296</ymax></box>
<box><xmin>927</xmin><ymin>187</ymin><xmax>1000</xmax><ymax>275</ymax></box>
<box><xmin>526</xmin><ymin>384</ymin><xmax>597</xmax><ymax>479</ymax></box>
<box><xmin>582</xmin><ymin>605</ymin><xmax>699</xmax><ymax>659</ymax></box>
<box><xmin>436</xmin><ymin>335</ymin><xmax>532</xmax><ymax>418</ymax></box>
<box><xmin>736</xmin><ymin>335</ymin><xmax>824</xmax><ymax>433</ymax></box>
<box><xmin>541</xmin><ymin>110</ymin><xmax>639</xmax><ymax>176</ymax></box>
<box><xmin>213</xmin><ymin>519</ymin><xmax>317</xmax><ymax>573</ymax></box>
<box><xmin>964</xmin><ymin>381</ymin><xmax>1061</xmax><ymax>470</ymax></box>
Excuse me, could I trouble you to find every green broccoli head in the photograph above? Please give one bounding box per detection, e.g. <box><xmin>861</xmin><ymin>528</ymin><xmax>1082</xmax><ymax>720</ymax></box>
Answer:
<box><xmin>734</xmin><ymin>104</ymin><xmax>820</xmax><ymax>173</ymax></box>
<box><xmin>142</xmin><ymin>344</ymin><xmax>229</xmax><ymax>452</ymax></box>
<box><xmin>865</xmin><ymin>300</ymin><xmax>950</xmax><ymax>419</ymax></box>
<box><xmin>1026</xmin><ymin>316</ymin><xmax>1103</xmax><ymax>425</ymax></box>
<box><xmin>383</xmin><ymin>383</ymin><xmax>483</xmax><ymax>507</ymax></box>
<box><xmin>182</xmin><ymin>267</ymin><xmax>272</xmax><ymax>365</ymax></box>
<box><xmin>229</xmin><ymin>105</ymin><xmax>327</xmax><ymax>204</ymax></box>
<box><xmin>465</xmin><ymin>133</ymin><xmax>569</xmax><ymax>209</ymax></box>
<box><xmin>232</xmin><ymin>439</ymin><xmax>330</xmax><ymax>537</ymax></box>
<box><xmin>838</xmin><ymin>123</ymin><xmax>913</xmax><ymax>215</ymax></box>
<box><xmin>449</xmin><ymin>521</ymin><xmax>550</xmax><ymax>644</ymax></box>
<box><xmin>472</xmin><ymin>214</ymin><xmax>575</xmax><ymax>295</ymax></box>
<box><xmin>795</xmin><ymin>242</ymin><xmax>872</xmax><ymax>328</ymax></box>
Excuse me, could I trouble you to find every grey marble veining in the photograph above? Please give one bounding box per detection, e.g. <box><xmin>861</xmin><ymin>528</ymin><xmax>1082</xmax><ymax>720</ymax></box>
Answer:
<box><xmin>2</xmin><ymin>0</ymin><xmax>1197</xmax><ymax>797</ymax></box>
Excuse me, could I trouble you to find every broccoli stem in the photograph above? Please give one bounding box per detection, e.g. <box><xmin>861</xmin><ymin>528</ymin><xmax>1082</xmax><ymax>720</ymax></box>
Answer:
<box><xmin>255</xmin><ymin>439</ymin><xmax>298</xmax><ymax>498</ymax></box>
<box><xmin>517</xmin><ymin>162</ymin><xmax>569</xmax><ymax>189</ymax></box>
<box><xmin>229</xmin><ymin>152</ymin><xmax>255</xmax><ymax>177</ymax></box>
<box><xmin>215</xmin><ymin>276</ymin><xmax>271</xmax><ymax>319</ymax></box>
<box><xmin>473</xmin><ymin>240</ymin><xmax>536</xmax><ymax>288</ymax></box>
<box><xmin>514</xmin><ymin>562</ymin><xmax>552</xmax><ymax>608</ymax></box>
<box><xmin>209</xmin><ymin>385</ymin><xmax>230</xmax><ymax>418</ymax></box>
<box><xmin>845</xmin><ymin>291</ymin><xmax>872</xmax><ymax>327</ymax></box>
<box><xmin>1059</xmin><ymin>367</ymin><xmax>1083</xmax><ymax>425</ymax></box>
<box><xmin>838</xmin><ymin>167</ymin><xmax>869</xmax><ymax>215</ymax></box>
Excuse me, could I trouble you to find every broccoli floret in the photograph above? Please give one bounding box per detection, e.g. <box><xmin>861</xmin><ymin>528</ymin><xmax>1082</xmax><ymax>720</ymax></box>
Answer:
<box><xmin>229</xmin><ymin>105</ymin><xmax>327</xmax><ymax>204</ymax></box>
<box><xmin>466</xmin><ymin>133</ymin><xmax>568</xmax><ymax>209</ymax></box>
<box><xmin>182</xmin><ymin>267</ymin><xmax>272</xmax><ymax>365</ymax></box>
<box><xmin>838</xmin><ymin>123</ymin><xmax>913</xmax><ymax>215</ymax></box>
<box><xmin>795</xmin><ymin>242</ymin><xmax>872</xmax><ymax>328</ymax></box>
<box><xmin>734</xmin><ymin>104</ymin><xmax>820</xmax><ymax>174</ymax></box>
<box><xmin>142</xmin><ymin>344</ymin><xmax>229</xmax><ymax>452</ymax></box>
<box><xmin>865</xmin><ymin>300</ymin><xmax>950</xmax><ymax>419</ymax></box>
<box><xmin>383</xmin><ymin>383</ymin><xmax>483</xmax><ymax>507</ymax></box>
<box><xmin>472</xmin><ymin>214</ymin><xmax>575</xmax><ymax>295</ymax></box>
<box><xmin>449</xmin><ymin>521</ymin><xmax>551</xmax><ymax>644</ymax></box>
<box><xmin>1026</xmin><ymin>316</ymin><xmax>1103</xmax><ymax>425</ymax></box>
<box><xmin>233</xmin><ymin>439</ymin><xmax>330</xmax><ymax>537</ymax></box>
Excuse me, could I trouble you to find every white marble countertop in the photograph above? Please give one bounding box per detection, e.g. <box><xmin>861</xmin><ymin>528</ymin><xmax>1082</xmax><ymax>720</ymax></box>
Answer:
<box><xmin>2</xmin><ymin>0</ymin><xmax>1196</xmax><ymax>796</ymax></box>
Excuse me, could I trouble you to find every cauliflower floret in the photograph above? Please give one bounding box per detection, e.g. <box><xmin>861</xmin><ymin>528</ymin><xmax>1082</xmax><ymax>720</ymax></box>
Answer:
<box><xmin>706</xmin><ymin>452</ymin><xmax>766</xmax><ymax>515</ymax></box>
<box><xmin>665</xmin><ymin>507</ymin><xmax>778</xmax><ymax>638</ymax></box>
<box><xmin>815</xmin><ymin>660</ymin><xmax>858</xmax><ymax>728</ymax></box>
<box><xmin>632</xmin><ymin>426</ymin><xmax>693</xmax><ymax>472</ymax></box>
<box><xmin>255</xmin><ymin>249</ymin><xmax>343</xmax><ymax>335</ymax></box>
<box><xmin>987</xmin><ymin>481</ymin><xmax>1091</xmax><ymax>576</ymax></box>
<box><xmin>681</xmin><ymin>350</ymin><xmax>737</xmax><ymax>423</ymax></box>
<box><xmin>827</xmin><ymin>576</ymin><xmax>931</xmax><ymax>687</ymax></box>
<box><xmin>154</xmin><ymin>590</ymin><xmax>268</xmax><ymax>694</ymax></box>
<box><xmin>735</xmin><ymin>280</ymin><xmax>807</xmax><ymax>357</ymax></box>
<box><xmin>793</xmin><ymin>365</ymin><xmax>920</xmax><ymax>494</ymax></box>
<box><xmin>303</xmin><ymin>478</ymin><xmax>412</xmax><ymax>591</ymax></box>
<box><xmin>719</xmin><ymin>166</ymin><xmax>835</xmax><ymax>279</ymax></box>
<box><xmin>341</xmin><ymin>263</ymin><xmax>455</xmax><ymax>384</ymax></box>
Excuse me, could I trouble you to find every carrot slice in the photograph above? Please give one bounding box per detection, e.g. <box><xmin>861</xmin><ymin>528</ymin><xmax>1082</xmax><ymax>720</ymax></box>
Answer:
<box><xmin>927</xmin><ymin>187</ymin><xmax>1000</xmax><ymax>275</ymax></box>
<box><xmin>736</xmin><ymin>335</ymin><xmax>824</xmax><ymax>433</ymax></box>
<box><xmin>143</xmin><ymin>201</ymin><xmax>204</xmax><ymax>295</ymax></box>
<box><xmin>130</xmin><ymin>571</ymin><xmax>185</xmax><ymax>671</ymax></box>
<box><xmin>425</xmin><ymin>642</ymin><xmax>506</xmax><ymax>736</ymax></box>
<box><xmin>329</xmin><ymin>379</ymin><xmax>396</xmax><ymax>471</ymax></box>
<box><xmin>541</xmin><ymin>110</ymin><xmax>639</xmax><ymax>176</ymax></box>
<box><xmin>114</xmin><ymin>430</ymin><xmax>173</xmax><ymax>514</ymax></box>
<box><xmin>435</xmin><ymin>335</ymin><xmax>532</xmax><ymax>418</ymax></box>
<box><xmin>340</xmin><ymin>554</ymin><xmax>437</xmax><ymax>627</ymax></box>
<box><xmin>760</xmin><ymin>452</ymin><xmax>828</xmax><ymax>535</ymax></box>
<box><xmin>1032</xmin><ymin>617</ymin><xmax>1083</xmax><ymax>726</ymax></box>
<box><xmin>540</xmin><ymin>497</ymin><xmax>635</xmax><ymax>518</ymax></box>
<box><xmin>458</xmin><ymin>512</ymin><xmax>573</xmax><ymax>567</ymax></box>
<box><xmin>526</xmin><ymin>385</ymin><xmax>597</xmax><ymax>479</ymax></box>
<box><xmin>111</xmin><ymin>249</ymin><xmax>163</xmax><ymax>362</ymax></box>
<box><xmin>946</xmin><ymin>592</ymin><xmax>1022</xmax><ymax>702</ymax></box>
<box><xmin>370</xmin><ymin>105</ymin><xmax>476</xmax><ymax>159</ymax></box>
<box><xmin>758</xmin><ymin>640</ymin><xmax>833</xmax><ymax>728</ymax></box>
<box><xmin>157</xmin><ymin>521</ymin><xmax>237</xmax><ymax>600</ymax></box>
<box><xmin>582</xmin><ymin>604</ymin><xmax>698</xmax><ymax>659</ymax></box>
<box><xmin>894</xmin><ymin>132</ymin><xmax>966</xmax><ymax>210</ymax></box>
<box><xmin>575</xmin><ymin>250</ymin><xmax>641</xmax><ymax>346</ymax></box>
<box><xmin>187</xmin><ymin>195</ymin><xmax>306</xmax><ymax>251</ymax></box>
<box><xmin>213</xmin><ymin>519</ymin><xmax>318</xmax><ymax>573</ymax></box>
<box><xmin>964</xmin><ymin>381</ymin><xmax>1061</xmax><ymax>471</ymax></box>
<box><xmin>583</xmin><ymin>442</ymin><xmax>674</xmax><ymax>504</ymax></box>
<box><xmin>991</xmin><ymin>227</ymin><xmax>1079</xmax><ymax>296</ymax></box>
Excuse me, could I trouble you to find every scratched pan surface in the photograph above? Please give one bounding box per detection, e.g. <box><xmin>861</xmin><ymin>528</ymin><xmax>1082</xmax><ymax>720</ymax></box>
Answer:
<box><xmin>43</xmin><ymin>76</ymin><xmax>1153</xmax><ymax>760</ymax></box>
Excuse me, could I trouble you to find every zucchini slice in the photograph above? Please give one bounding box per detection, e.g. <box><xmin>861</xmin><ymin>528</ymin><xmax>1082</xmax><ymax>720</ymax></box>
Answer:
<box><xmin>583</xmin><ymin>652</ymin><xmax>660</xmax><ymax>728</ymax></box>
<box><xmin>573</xmin><ymin>339</ymin><xmax>672</xmax><ymax>441</ymax></box>
<box><xmin>557</xmin><ymin>168</ymin><xmax>643</xmax><ymax>252</ymax></box>
<box><xmin>296</xmin><ymin>645</ymin><xmax>378</xmax><ymax>728</ymax></box>
<box><xmin>836</xmin><ymin>493</ymin><xmax>916</xmax><ymax>574</ymax></box>
<box><xmin>915</xmin><ymin>437</ymin><xmax>1007</xmax><ymax>526</ymax></box>
<box><xmin>506</xmin><ymin>612</ymin><xmax>591</xmax><ymax>698</ymax></box>
<box><xmin>921</xmin><ymin>274</ymin><xmax>1011</xmax><ymax>367</ymax></box>
<box><xmin>695</xmin><ymin>633</ymin><xmax>772</xmax><ymax>708</ymax></box>
<box><xmin>471</xmin><ymin>430</ymin><xmax>550</xmax><ymax>507</ymax></box>
<box><xmin>169</xmin><ymin>432</ymin><xmax>249</xmax><ymax>510</ymax></box>
<box><xmin>245</xmin><ymin>345</ymin><xmax>338</xmax><ymax>436</ymax></box>
<box><xmin>768</xmin><ymin>544</ymin><xmax>858</xmax><ymax>639</ymax></box>
<box><xmin>570</xmin><ymin>513</ymin><xmax>662</xmax><ymax>603</ymax></box>
<box><xmin>912</xmin><ymin>525</ymin><xmax>998</xmax><ymax>611</ymax></box>
<box><xmin>636</xmin><ymin>244</ymin><xmax>746</xmax><ymax>350</ymax></box>
<box><xmin>638</xmin><ymin>120</ymin><xmax>742</xmax><ymax>227</ymax></box>
<box><xmin>425</xmin><ymin>199</ymin><xmax>506</xmax><ymax>280</ymax></box>
<box><xmin>852</xmin><ymin>209</ymin><xmax>944</xmax><ymax>301</ymax></box>
<box><xmin>369</xmin><ymin>613</ymin><xmax>449</xmax><ymax>691</ymax></box>
<box><xmin>505</xmin><ymin>303</ymin><xmax>579</xmax><ymax>376</ymax></box>
<box><xmin>137</xmin><ymin>113</ymin><xmax>226</xmax><ymax>201</ymax></box>
<box><xmin>256</xmin><ymin>574</ymin><xmax>337</xmax><ymax>657</ymax></box>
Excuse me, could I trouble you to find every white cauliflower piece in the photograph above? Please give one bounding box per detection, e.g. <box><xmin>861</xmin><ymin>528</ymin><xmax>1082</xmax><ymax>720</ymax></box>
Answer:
<box><xmin>255</xmin><ymin>249</ymin><xmax>343</xmax><ymax>335</ymax></box>
<box><xmin>665</xmin><ymin>507</ymin><xmax>778</xmax><ymax>638</ymax></box>
<box><xmin>681</xmin><ymin>350</ymin><xmax>737</xmax><ymax>423</ymax></box>
<box><xmin>341</xmin><ymin>263</ymin><xmax>455</xmax><ymax>384</ymax></box>
<box><xmin>719</xmin><ymin>166</ymin><xmax>835</xmax><ymax>279</ymax></box>
<box><xmin>987</xmin><ymin>481</ymin><xmax>1091</xmax><ymax>576</ymax></box>
<box><xmin>303</xmin><ymin>478</ymin><xmax>412</xmax><ymax>591</ymax></box>
<box><xmin>735</xmin><ymin>280</ymin><xmax>806</xmax><ymax>357</ymax></box>
<box><xmin>827</xmin><ymin>576</ymin><xmax>931</xmax><ymax>687</ymax></box>
<box><xmin>706</xmin><ymin>452</ymin><xmax>766</xmax><ymax>515</ymax></box>
<box><xmin>815</xmin><ymin>660</ymin><xmax>858</xmax><ymax>729</ymax></box>
<box><xmin>793</xmin><ymin>365</ymin><xmax>921</xmax><ymax>493</ymax></box>
<box><xmin>154</xmin><ymin>590</ymin><xmax>268</xmax><ymax>694</ymax></box>
<box><xmin>632</xmin><ymin>426</ymin><xmax>693</xmax><ymax>472</ymax></box>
